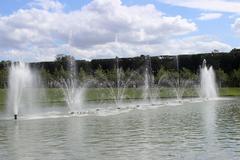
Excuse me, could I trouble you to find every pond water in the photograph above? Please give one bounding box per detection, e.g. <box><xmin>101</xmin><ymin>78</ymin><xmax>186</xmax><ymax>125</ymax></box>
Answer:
<box><xmin>0</xmin><ymin>98</ymin><xmax>240</xmax><ymax>160</ymax></box>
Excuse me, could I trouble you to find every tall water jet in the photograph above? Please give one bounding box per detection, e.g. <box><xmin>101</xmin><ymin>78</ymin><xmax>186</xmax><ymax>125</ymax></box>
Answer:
<box><xmin>200</xmin><ymin>59</ymin><xmax>218</xmax><ymax>99</ymax></box>
<box><xmin>61</xmin><ymin>31</ymin><xmax>85</xmax><ymax>113</ymax></box>
<box><xmin>7</xmin><ymin>62</ymin><xmax>44</xmax><ymax>119</ymax></box>
<box><xmin>62</xmin><ymin>57</ymin><xmax>85</xmax><ymax>112</ymax></box>
<box><xmin>116</xmin><ymin>56</ymin><xmax>121</xmax><ymax>103</ymax></box>
<box><xmin>176</xmin><ymin>55</ymin><xmax>181</xmax><ymax>99</ymax></box>
<box><xmin>112</xmin><ymin>56</ymin><xmax>126</xmax><ymax>107</ymax></box>
<box><xmin>157</xmin><ymin>56</ymin><xmax>190</xmax><ymax>100</ymax></box>
<box><xmin>173</xmin><ymin>55</ymin><xmax>189</xmax><ymax>100</ymax></box>
<box><xmin>103</xmin><ymin>56</ymin><xmax>138</xmax><ymax>107</ymax></box>
<box><xmin>143</xmin><ymin>55</ymin><xmax>155</xmax><ymax>102</ymax></box>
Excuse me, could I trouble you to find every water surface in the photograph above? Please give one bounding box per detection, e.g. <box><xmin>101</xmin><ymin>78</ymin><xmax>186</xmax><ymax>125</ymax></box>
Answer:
<box><xmin>0</xmin><ymin>98</ymin><xmax>240</xmax><ymax>160</ymax></box>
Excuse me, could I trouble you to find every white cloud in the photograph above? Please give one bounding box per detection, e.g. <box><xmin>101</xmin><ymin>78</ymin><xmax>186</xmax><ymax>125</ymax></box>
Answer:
<box><xmin>158</xmin><ymin>0</ymin><xmax>240</xmax><ymax>13</ymax></box>
<box><xmin>155</xmin><ymin>36</ymin><xmax>231</xmax><ymax>55</ymax></box>
<box><xmin>28</xmin><ymin>0</ymin><xmax>64</xmax><ymax>12</ymax></box>
<box><xmin>198</xmin><ymin>13</ymin><xmax>222</xmax><ymax>20</ymax></box>
<box><xmin>33</xmin><ymin>36</ymin><xmax>232</xmax><ymax>60</ymax></box>
<box><xmin>0</xmin><ymin>0</ymin><xmax>231</xmax><ymax>61</ymax></box>
<box><xmin>232</xmin><ymin>18</ymin><xmax>240</xmax><ymax>35</ymax></box>
<box><xmin>68</xmin><ymin>36</ymin><xmax>231</xmax><ymax>59</ymax></box>
<box><xmin>1</xmin><ymin>35</ymin><xmax>231</xmax><ymax>62</ymax></box>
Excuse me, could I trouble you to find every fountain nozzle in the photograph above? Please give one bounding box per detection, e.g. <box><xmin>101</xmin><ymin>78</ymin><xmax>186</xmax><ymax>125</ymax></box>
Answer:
<box><xmin>14</xmin><ymin>114</ymin><xmax>17</xmax><ymax>120</ymax></box>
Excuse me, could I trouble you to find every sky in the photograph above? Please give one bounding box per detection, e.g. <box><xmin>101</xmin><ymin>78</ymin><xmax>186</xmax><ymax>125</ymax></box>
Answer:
<box><xmin>0</xmin><ymin>0</ymin><xmax>239</xmax><ymax>62</ymax></box>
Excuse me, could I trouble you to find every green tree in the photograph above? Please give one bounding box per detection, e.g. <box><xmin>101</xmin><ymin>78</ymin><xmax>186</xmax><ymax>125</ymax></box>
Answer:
<box><xmin>40</xmin><ymin>68</ymin><xmax>53</xmax><ymax>86</ymax></box>
<box><xmin>156</xmin><ymin>67</ymin><xmax>170</xmax><ymax>82</ymax></box>
<box><xmin>180</xmin><ymin>68</ymin><xmax>197</xmax><ymax>81</ymax></box>
<box><xmin>215</xmin><ymin>68</ymin><xmax>228</xmax><ymax>88</ymax></box>
<box><xmin>95</xmin><ymin>67</ymin><xmax>106</xmax><ymax>82</ymax></box>
<box><xmin>106</xmin><ymin>69</ymin><xmax>116</xmax><ymax>82</ymax></box>
<box><xmin>0</xmin><ymin>69</ymin><xmax>8</xmax><ymax>88</ymax></box>
<box><xmin>55</xmin><ymin>54</ymin><xmax>75</xmax><ymax>71</ymax></box>
<box><xmin>53</xmin><ymin>66</ymin><xmax>68</xmax><ymax>80</ymax></box>
<box><xmin>231</xmin><ymin>67</ymin><xmax>240</xmax><ymax>87</ymax></box>
<box><xmin>78</xmin><ymin>67</ymin><xmax>87</xmax><ymax>82</ymax></box>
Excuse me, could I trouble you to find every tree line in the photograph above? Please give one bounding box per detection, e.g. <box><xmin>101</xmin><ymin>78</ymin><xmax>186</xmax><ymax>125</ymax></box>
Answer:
<box><xmin>0</xmin><ymin>49</ymin><xmax>240</xmax><ymax>88</ymax></box>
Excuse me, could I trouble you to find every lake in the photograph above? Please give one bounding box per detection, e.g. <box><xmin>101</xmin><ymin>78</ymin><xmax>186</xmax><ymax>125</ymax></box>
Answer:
<box><xmin>0</xmin><ymin>98</ymin><xmax>240</xmax><ymax>160</ymax></box>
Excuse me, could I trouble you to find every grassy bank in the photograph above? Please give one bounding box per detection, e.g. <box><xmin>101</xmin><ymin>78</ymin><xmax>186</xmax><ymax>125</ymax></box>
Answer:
<box><xmin>218</xmin><ymin>88</ymin><xmax>240</xmax><ymax>97</ymax></box>
<box><xmin>0</xmin><ymin>89</ymin><xmax>6</xmax><ymax>105</ymax></box>
<box><xmin>0</xmin><ymin>88</ymin><xmax>239</xmax><ymax>105</ymax></box>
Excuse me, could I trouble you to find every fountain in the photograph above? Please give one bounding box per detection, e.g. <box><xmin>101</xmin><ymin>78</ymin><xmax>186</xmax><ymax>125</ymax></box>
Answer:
<box><xmin>200</xmin><ymin>59</ymin><xmax>218</xmax><ymax>99</ymax></box>
<box><xmin>176</xmin><ymin>55</ymin><xmax>181</xmax><ymax>99</ymax></box>
<box><xmin>143</xmin><ymin>55</ymin><xmax>155</xmax><ymax>103</ymax></box>
<box><xmin>116</xmin><ymin>56</ymin><xmax>121</xmax><ymax>104</ymax></box>
<box><xmin>172</xmin><ymin>55</ymin><xmax>189</xmax><ymax>100</ymax></box>
<box><xmin>156</xmin><ymin>56</ymin><xmax>192</xmax><ymax>100</ymax></box>
<box><xmin>107</xmin><ymin>56</ymin><xmax>127</xmax><ymax>107</ymax></box>
<box><xmin>7</xmin><ymin>62</ymin><xmax>44</xmax><ymax>119</ymax></box>
<box><xmin>95</xmin><ymin>57</ymin><xmax>140</xmax><ymax>109</ymax></box>
<box><xmin>61</xmin><ymin>57</ymin><xmax>85</xmax><ymax>113</ymax></box>
<box><xmin>60</xmin><ymin>31</ymin><xmax>85</xmax><ymax>113</ymax></box>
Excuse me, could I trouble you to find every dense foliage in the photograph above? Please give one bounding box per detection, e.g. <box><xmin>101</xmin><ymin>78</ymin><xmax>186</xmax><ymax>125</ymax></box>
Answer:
<box><xmin>0</xmin><ymin>49</ymin><xmax>240</xmax><ymax>88</ymax></box>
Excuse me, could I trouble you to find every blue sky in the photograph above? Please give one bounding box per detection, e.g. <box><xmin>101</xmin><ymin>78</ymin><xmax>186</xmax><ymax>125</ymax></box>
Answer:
<box><xmin>0</xmin><ymin>0</ymin><xmax>239</xmax><ymax>62</ymax></box>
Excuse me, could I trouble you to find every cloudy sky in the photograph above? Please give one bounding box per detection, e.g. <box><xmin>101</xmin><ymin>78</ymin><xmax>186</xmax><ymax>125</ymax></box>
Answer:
<box><xmin>0</xmin><ymin>0</ymin><xmax>239</xmax><ymax>62</ymax></box>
